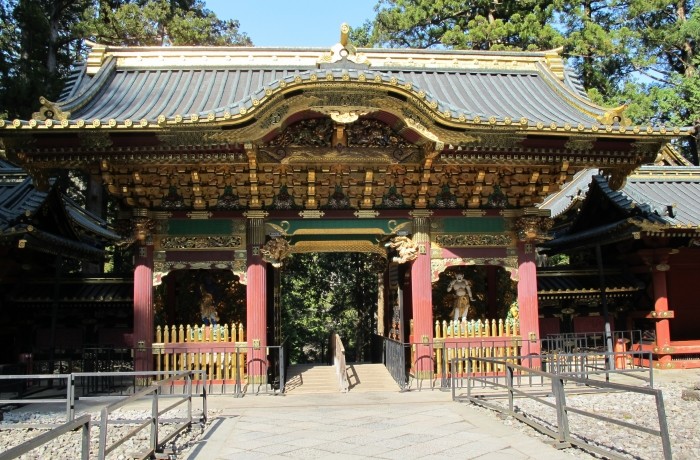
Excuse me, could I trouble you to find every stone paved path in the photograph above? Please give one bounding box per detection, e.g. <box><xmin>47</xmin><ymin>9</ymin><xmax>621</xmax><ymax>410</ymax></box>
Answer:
<box><xmin>184</xmin><ymin>390</ymin><xmax>579</xmax><ymax>459</ymax></box>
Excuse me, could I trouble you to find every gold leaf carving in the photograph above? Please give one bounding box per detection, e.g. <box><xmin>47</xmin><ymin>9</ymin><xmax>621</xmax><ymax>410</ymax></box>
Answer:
<box><xmin>434</xmin><ymin>234</ymin><xmax>513</xmax><ymax>247</ymax></box>
<box><xmin>160</xmin><ymin>236</ymin><xmax>242</xmax><ymax>249</ymax></box>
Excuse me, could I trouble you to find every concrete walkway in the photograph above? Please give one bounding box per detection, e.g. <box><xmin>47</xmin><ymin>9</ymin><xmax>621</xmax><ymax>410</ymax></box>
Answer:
<box><xmin>184</xmin><ymin>389</ymin><xmax>578</xmax><ymax>460</ymax></box>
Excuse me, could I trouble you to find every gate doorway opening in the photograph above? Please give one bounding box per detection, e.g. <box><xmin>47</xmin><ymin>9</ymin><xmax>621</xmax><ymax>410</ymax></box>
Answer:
<box><xmin>279</xmin><ymin>252</ymin><xmax>382</xmax><ymax>365</ymax></box>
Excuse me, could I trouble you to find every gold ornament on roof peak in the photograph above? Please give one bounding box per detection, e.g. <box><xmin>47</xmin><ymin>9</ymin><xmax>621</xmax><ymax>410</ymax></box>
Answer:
<box><xmin>317</xmin><ymin>23</ymin><xmax>370</xmax><ymax>67</ymax></box>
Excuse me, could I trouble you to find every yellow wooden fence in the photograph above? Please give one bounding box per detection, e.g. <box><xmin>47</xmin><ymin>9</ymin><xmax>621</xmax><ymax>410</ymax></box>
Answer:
<box><xmin>410</xmin><ymin>318</ymin><xmax>521</xmax><ymax>375</ymax></box>
<box><xmin>153</xmin><ymin>322</ymin><xmax>247</xmax><ymax>382</ymax></box>
<box><xmin>435</xmin><ymin>318</ymin><xmax>521</xmax><ymax>375</ymax></box>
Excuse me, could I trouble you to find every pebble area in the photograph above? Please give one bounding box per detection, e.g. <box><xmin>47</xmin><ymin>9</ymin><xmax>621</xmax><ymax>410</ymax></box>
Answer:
<box><xmin>0</xmin><ymin>406</ymin><xmax>220</xmax><ymax>459</ymax></box>
<box><xmin>472</xmin><ymin>372</ymin><xmax>700</xmax><ymax>460</ymax></box>
<box><xmin>0</xmin><ymin>371</ymin><xmax>698</xmax><ymax>459</ymax></box>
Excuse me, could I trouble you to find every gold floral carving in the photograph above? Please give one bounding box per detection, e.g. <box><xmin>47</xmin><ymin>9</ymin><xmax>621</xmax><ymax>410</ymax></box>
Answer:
<box><xmin>117</xmin><ymin>214</ymin><xmax>155</xmax><ymax>247</ymax></box>
<box><xmin>292</xmin><ymin>240</ymin><xmax>386</xmax><ymax>256</ymax></box>
<box><xmin>280</xmin><ymin>147</ymin><xmax>405</xmax><ymax>164</ymax></box>
<box><xmin>431</xmin><ymin>257</ymin><xmax>519</xmax><ymax>282</ymax></box>
<box><xmin>433</xmin><ymin>234</ymin><xmax>513</xmax><ymax>247</ymax></box>
<box><xmin>153</xmin><ymin>260</ymin><xmax>248</xmax><ymax>285</ymax></box>
<box><xmin>160</xmin><ymin>236</ymin><xmax>242</xmax><ymax>250</ymax></box>
<box><xmin>477</xmin><ymin>132</ymin><xmax>525</xmax><ymax>149</ymax></box>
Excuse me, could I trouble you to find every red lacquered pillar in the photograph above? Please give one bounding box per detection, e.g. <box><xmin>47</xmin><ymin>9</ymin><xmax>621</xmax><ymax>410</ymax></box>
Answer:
<box><xmin>246</xmin><ymin>215</ymin><xmax>268</xmax><ymax>384</ymax></box>
<box><xmin>410</xmin><ymin>215</ymin><xmax>434</xmax><ymax>379</ymax></box>
<box><xmin>516</xmin><ymin>241</ymin><xmax>541</xmax><ymax>366</ymax></box>
<box><xmin>133</xmin><ymin>243</ymin><xmax>154</xmax><ymax>373</ymax></box>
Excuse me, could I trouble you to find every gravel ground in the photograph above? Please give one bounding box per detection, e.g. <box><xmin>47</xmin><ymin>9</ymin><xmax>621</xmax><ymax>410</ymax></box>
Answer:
<box><xmin>0</xmin><ymin>406</ymin><xmax>218</xmax><ymax>459</ymax></box>
<box><xmin>468</xmin><ymin>371</ymin><xmax>700</xmax><ymax>460</ymax></box>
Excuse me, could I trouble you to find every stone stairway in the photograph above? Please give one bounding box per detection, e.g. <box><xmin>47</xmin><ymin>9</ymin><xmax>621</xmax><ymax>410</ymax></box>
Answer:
<box><xmin>284</xmin><ymin>363</ymin><xmax>398</xmax><ymax>394</ymax></box>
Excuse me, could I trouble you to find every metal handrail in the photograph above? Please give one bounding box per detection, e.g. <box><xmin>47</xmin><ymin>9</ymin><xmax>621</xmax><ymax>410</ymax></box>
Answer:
<box><xmin>0</xmin><ymin>414</ymin><xmax>91</xmax><ymax>460</ymax></box>
<box><xmin>332</xmin><ymin>333</ymin><xmax>349</xmax><ymax>393</ymax></box>
<box><xmin>453</xmin><ymin>355</ymin><xmax>671</xmax><ymax>460</ymax></box>
<box><xmin>97</xmin><ymin>370</ymin><xmax>203</xmax><ymax>459</ymax></box>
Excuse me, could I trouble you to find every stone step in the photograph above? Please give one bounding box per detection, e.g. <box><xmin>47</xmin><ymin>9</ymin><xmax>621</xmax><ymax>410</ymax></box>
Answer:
<box><xmin>284</xmin><ymin>363</ymin><xmax>398</xmax><ymax>394</ymax></box>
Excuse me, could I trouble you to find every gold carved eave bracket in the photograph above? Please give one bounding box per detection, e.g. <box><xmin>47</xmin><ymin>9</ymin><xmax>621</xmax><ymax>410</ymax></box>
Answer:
<box><xmin>245</xmin><ymin>143</ymin><xmax>261</xmax><ymax>209</ymax></box>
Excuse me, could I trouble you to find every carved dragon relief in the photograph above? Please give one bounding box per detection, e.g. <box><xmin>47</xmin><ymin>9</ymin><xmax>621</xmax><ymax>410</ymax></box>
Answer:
<box><xmin>260</xmin><ymin>237</ymin><xmax>292</xmax><ymax>268</ymax></box>
<box><xmin>385</xmin><ymin>236</ymin><xmax>419</xmax><ymax>264</ymax></box>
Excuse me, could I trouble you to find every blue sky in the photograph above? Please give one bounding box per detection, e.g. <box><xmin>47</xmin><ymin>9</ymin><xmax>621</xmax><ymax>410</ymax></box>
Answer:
<box><xmin>205</xmin><ymin>0</ymin><xmax>378</xmax><ymax>47</ymax></box>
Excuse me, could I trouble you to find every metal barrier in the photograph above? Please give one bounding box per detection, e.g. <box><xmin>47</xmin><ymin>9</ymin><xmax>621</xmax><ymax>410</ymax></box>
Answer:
<box><xmin>0</xmin><ymin>373</ymin><xmax>74</xmax><ymax>420</ymax></box>
<box><xmin>0</xmin><ymin>414</ymin><xmax>91</xmax><ymax>460</ymax></box>
<box><xmin>97</xmin><ymin>370</ymin><xmax>203</xmax><ymax>459</ymax></box>
<box><xmin>152</xmin><ymin>344</ymin><xmax>286</xmax><ymax>397</ymax></box>
<box><xmin>384</xmin><ymin>338</ymin><xmax>408</xmax><ymax>390</ymax></box>
<box><xmin>0</xmin><ymin>371</ymin><xmax>206</xmax><ymax>459</ymax></box>
<box><xmin>452</xmin><ymin>355</ymin><xmax>670</xmax><ymax>460</ymax></box>
<box><xmin>542</xmin><ymin>330</ymin><xmax>644</xmax><ymax>353</ymax></box>
<box><xmin>541</xmin><ymin>349</ymin><xmax>654</xmax><ymax>386</ymax></box>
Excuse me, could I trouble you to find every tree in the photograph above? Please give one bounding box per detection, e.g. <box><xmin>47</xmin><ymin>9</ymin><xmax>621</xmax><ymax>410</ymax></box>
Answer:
<box><xmin>0</xmin><ymin>0</ymin><xmax>89</xmax><ymax>119</ymax></box>
<box><xmin>0</xmin><ymin>1</ymin><xmax>251</xmax><ymax>120</ymax></box>
<box><xmin>356</xmin><ymin>0</ymin><xmax>564</xmax><ymax>50</ymax></box>
<box><xmin>555</xmin><ymin>0</ymin><xmax>699</xmax><ymax>127</ymax></box>
<box><xmin>281</xmin><ymin>253</ymin><xmax>380</xmax><ymax>364</ymax></box>
<box><xmin>76</xmin><ymin>0</ymin><xmax>251</xmax><ymax>47</ymax></box>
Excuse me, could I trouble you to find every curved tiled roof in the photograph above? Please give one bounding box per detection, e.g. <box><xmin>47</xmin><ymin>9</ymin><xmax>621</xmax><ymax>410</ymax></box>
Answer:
<box><xmin>59</xmin><ymin>65</ymin><xmax>603</xmax><ymax>127</ymax></box>
<box><xmin>0</xmin><ymin>160</ymin><xmax>119</xmax><ymax>259</ymax></box>
<box><xmin>542</xmin><ymin>165</ymin><xmax>700</xmax><ymax>252</ymax></box>
<box><xmin>621</xmin><ymin>166</ymin><xmax>700</xmax><ymax>227</ymax></box>
<box><xmin>3</xmin><ymin>41</ymin><xmax>684</xmax><ymax>138</ymax></box>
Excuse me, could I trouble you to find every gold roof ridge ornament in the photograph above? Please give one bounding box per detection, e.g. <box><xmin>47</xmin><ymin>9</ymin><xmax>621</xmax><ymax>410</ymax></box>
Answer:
<box><xmin>597</xmin><ymin>103</ymin><xmax>632</xmax><ymax>127</ymax></box>
<box><xmin>318</xmin><ymin>23</ymin><xmax>370</xmax><ymax>67</ymax></box>
<box><xmin>32</xmin><ymin>97</ymin><xmax>70</xmax><ymax>121</ymax></box>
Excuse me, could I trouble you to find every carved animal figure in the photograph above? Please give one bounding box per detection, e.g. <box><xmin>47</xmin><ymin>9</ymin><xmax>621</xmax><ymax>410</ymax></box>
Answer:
<box><xmin>260</xmin><ymin>237</ymin><xmax>291</xmax><ymax>268</ymax></box>
<box><xmin>386</xmin><ymin>236</ymin><xmax>419</xmax><ymax>264</ymax></box>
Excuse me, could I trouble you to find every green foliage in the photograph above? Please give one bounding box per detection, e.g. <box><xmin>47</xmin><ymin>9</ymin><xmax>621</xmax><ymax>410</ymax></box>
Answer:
<box><xmin>281</xmin><ymin>253</ymin><xmax>380</xmax><ymax>364</ymax></box>
<box><xmin>0</xmin><ymin>1</ymin><xmax>251</xmax><ymax>119</ymax></box>
<box><xmin>364</xmin><ymin>0</ymin><xmax>563</xmax><ymax>50</ymax></box>
<box><xmin>76</xmin><ymin>0</ymin><xmax>251</xmax><ymax>46</ymax></box>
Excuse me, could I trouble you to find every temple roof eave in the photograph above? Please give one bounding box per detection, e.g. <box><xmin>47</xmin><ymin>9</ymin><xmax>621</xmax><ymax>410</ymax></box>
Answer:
<box><xmin>0</xmin><ymin>49</ymin><xmax>689</xmax><ymax>140</ymax></box>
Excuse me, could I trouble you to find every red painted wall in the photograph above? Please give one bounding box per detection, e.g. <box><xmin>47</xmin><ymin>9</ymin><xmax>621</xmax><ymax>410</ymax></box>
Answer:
<box><xmin>667</xmin><ymin>254</ymin><xmax>700</xmax><ymax>340</ymax></box>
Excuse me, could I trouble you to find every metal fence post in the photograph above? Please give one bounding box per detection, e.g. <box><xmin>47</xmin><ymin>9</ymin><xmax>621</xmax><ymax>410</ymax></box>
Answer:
<box><xmin>67</xmin><ymin>374</ymin><xmax>75</xmax><ymax>421</ymax></box>
<box><xmin>98</xmin><ymin>407</ymin><xmax>108</xmax><ymax>459</ymax></box>
<box><xmin>551</xmin><ymin>376</ymin><xmax>571</xmax><ymax>447</ymax></box>
<box><xmin>655</xmin><ymin>389</ymin><xmax>673</xmax><ymax>460</ymax></box>
<box><xmin>151</xmin><ymin>387</ymin><xmax>159</xmax><ymax>453</ymax></box>
<box><xmin>81</xmin><ymin>418</ymin><xmax>90</xmax><ymax>460</ymax></box>
<box><xmin>466</xmin><ymin>358</ymin><xmax>472</xmax><ymax>399</ymax></box>
<box><xmin>442</xmin><ymin>346</ymin><xmax>449</xmax><ymax>389</ymax></box>
<box><xmin>187</xmin><ymin>372</ymin><xmax>193</xmax><ymax>426</ymax></box>
<box><xmin>279</xmin><ymin>346</ymin><xmax>285</xmax><ymax>394</ymax></box>
<box><xmin>506</xmin><ymin>364</ymin><xmax>514</xmax><ymax>414</ymax></box>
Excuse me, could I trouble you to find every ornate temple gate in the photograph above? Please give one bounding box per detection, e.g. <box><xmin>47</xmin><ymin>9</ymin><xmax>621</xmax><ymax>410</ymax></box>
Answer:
<box><xmin>1</xmin><ymin>25</ymin><xmax>677</xmax><ymax>383</ymax></box>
